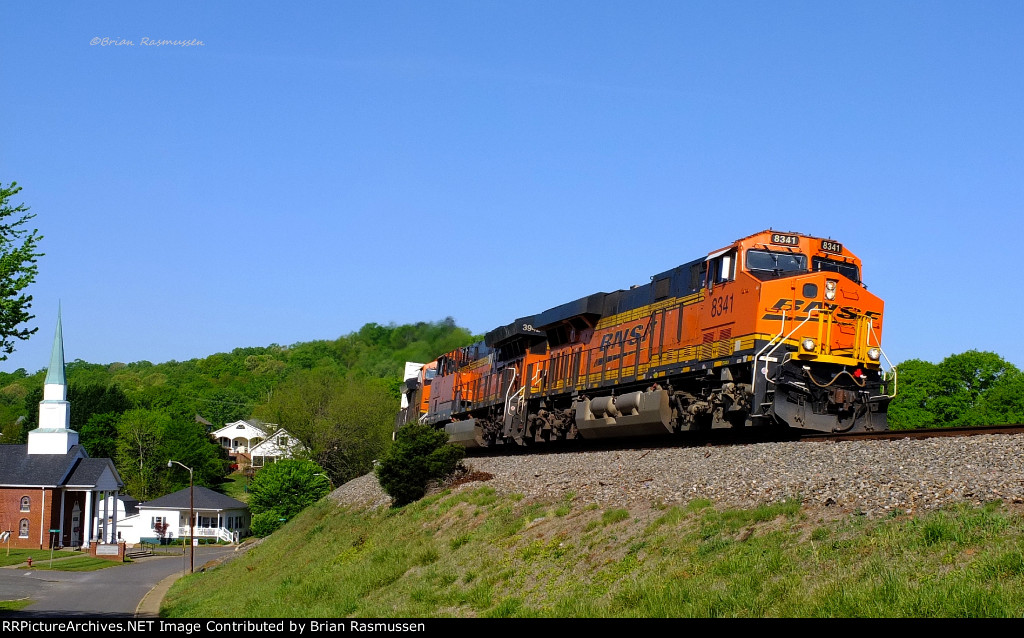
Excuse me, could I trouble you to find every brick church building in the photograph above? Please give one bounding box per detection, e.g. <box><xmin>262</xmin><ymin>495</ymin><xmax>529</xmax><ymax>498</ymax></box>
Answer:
<box><xmin>0</xmin><ymin>311</ymin><xmax>124</xmax><ymax>550</ymax></box>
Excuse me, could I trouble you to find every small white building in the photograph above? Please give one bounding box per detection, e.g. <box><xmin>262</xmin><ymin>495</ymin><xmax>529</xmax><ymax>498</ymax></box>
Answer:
<box><xmin>249</xmin><ymin>428</ymin><xmax>304</xmax><ymax>468</ymax></box>
<box><xmin>212</xmin><ymin>419</ymin><xmax>272</xmax><ymax>456</ymax></box>
<box><xmin>115</xmin><ymin>486</ymin><xmax>249</xmax><ymax>545</ymax></box>
<box><xmin>211</xmin><ymin>419</ymin><xmax>304</xmax><ymax>469</ymax></box>
<box><xmin>97</xmin><ymin>494</ymin><xmax>140</xmax><ymax>543</ymax></box>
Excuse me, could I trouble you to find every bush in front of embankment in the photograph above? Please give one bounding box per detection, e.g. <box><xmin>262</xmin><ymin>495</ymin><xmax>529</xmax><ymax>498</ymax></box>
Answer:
<box><xmin>375</xmin><ymin>423</ymin><xmax>465</xmax><ymax>506</ymax></box>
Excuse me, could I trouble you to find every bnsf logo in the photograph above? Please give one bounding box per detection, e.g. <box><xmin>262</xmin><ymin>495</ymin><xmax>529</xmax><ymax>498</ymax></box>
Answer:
<box><xmin>599</xmin><ymin>323</ymin><xmax>648</xmax><ymax>349</ymax></box>
<box><xmin>594</xmin><ymin>320</ymin><xmax>654</xmax><ymax>367</ymax></box>
<box><xmin>763</xmin><ymin>298</ymin><xmax>880</xmax><ymax>321</ymax></box>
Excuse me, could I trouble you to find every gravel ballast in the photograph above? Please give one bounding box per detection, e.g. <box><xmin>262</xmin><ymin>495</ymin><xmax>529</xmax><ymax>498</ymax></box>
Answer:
<box><xmin>329</xmin><ymin>434</ymin><xmax>1024</xmax><ymax>517</ymax></box>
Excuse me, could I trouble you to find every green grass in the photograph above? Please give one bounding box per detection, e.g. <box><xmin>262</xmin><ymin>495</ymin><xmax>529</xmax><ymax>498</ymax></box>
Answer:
<box><xmin>21</xmin><ymin>556</ymin><xmax>124</xmax><ymax>571</ymax></box>
<box><xmin>219</xmin><ymin>471</ymin><xmax>251</xmax><ymax>503</ymax></box>
<box><xmin>0</xmin><ymin>599</ymin><xmax>32</xmax><ymax>612</ymax></box>
<box><xmin>161</xmin><ymin>489</ymin><xmax>1024</xmax><ymax>618</ymax></box>
<box><xmin>0</xmin><ymin>548</ymin><xmax>78</xmax><ymax>567</ymax></box>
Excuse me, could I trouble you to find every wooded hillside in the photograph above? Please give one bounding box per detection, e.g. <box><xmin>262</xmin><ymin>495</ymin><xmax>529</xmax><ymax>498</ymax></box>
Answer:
<box><xmin>0</xmin><ymin>318</ymin><xmax>477</xmax><ymax>499</ymax></box>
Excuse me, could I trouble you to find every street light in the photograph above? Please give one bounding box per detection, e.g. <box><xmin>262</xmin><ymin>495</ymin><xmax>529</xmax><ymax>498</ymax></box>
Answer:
<box><xmin>168</xmin><ymin>460</ymin><xmax>194</xmax><ymax>574</ymax></box>
<box><xmin>314</xmin><ymin>473</ymin><xmax>334</xmax><ymax>489</ymax></box>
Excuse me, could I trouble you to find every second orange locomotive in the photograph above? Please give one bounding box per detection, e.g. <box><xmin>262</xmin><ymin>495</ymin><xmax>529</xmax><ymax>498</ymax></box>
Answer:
<box><xmin>397</xmin><ymin>230</ymin><xmax>895</xmax><ymax>446</ymax></box>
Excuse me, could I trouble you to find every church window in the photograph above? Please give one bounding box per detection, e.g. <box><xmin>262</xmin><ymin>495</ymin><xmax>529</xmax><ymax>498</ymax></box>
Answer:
<box><xmin>20</xmin><ymin>496</ymin><xmax>30</xmax><ymax>512</ymax></box>
<box><xmin>19</xmin><ymin>519</ymin><xmax>29</xmax><ymax>538</ymax></box>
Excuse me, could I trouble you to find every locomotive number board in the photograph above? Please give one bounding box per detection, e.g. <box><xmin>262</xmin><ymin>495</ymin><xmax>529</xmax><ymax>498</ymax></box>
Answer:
<box><xmin>770</xmin><ymin>233</ymin><xmax>800</xmax><ymax>246</ymax></box>
<box><xmin>820</xmin><ymin>240</ymin><xmax>843</xmax><ymax>254</ymax></box>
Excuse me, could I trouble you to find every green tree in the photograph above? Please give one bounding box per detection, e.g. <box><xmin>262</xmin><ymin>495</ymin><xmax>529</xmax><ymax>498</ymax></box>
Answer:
<box><xmin>887</xmin><ymin>359</ymin><xmax>939</xmax><ymax>430</ymax></box>
<box><xmin>969</xmin><ymin>370</ymin><xmax>1024</xmax><ymax>426</ymax></box>
<box><xmin>247</xmin><ymin>458</ymin><xmax>331</xmax><ymax>530</ymax></box>
<box><xmin>161</xmin><ymin>418</ymin><xmax>229</xmax><ymax>491</ymax></box>
<box><xmin>115</xmin><ymin>408</ymin><xmax>168</xmax><ymax>499</ymax></box>
<box><xmin>69</xmin><ymin>383</ymin><xmax>130</xmax><ymax>427</ymax></box>
<box><xmin>20</xmin><ymin>384</ymin><xmax>42</xmax><ymax>431</ymax></box>
<box><xmin>0</xmin><ymin>182</ymin><xmax>43</xmax><ymax>360</ymax></box>
<box><xmin>931</xmin><ymin>351</ymin><xmax>1019</xmax><ymax>426</ymax></box>
<box><xmin>252</xmin><ymin>370</ymin><xmax>395</xmax><ymax>485</ymax></box>
<box><xmin>192</xmin><ymin>388</ymin><xmax>255</xmax><ymax>428</ymax></box>
<box><xmin>79</xmin><ymin>412</ymin><xmax>120</xmax><ymax>459</ymax></box>
<box><xmin>375</xmin><ymin>423</ymin><xmax>464</xmax><ymax>507</ymax></box>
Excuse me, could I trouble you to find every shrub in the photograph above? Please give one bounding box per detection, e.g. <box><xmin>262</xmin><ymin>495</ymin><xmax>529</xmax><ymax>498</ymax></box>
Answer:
<box><xmin>375</xmin><ymin>423</ymin><xmax>465</xmax><ymax>506</ymax></box>
<box><xmin>250</xmin><ymin>511</ymin><xmax>285</xmax><ymax>537</ymax></box>
<box><xmin>248</xmin><ymin>458</ymin><xmax>332</xmax><ymax>521</ymax></box>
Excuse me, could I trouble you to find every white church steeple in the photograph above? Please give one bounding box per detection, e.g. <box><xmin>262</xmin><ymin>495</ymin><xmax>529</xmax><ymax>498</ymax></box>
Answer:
<box><xmin>27</xmin><ymin>308</ymin><xmax>79</xmax><ymax>455</ymax></box>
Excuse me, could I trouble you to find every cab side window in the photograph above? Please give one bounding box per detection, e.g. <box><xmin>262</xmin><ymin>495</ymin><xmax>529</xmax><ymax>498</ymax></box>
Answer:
<box><xmin>706</xmin><ymin>250</ymin><xmax>736</xmax><ymax>290</ymax></box>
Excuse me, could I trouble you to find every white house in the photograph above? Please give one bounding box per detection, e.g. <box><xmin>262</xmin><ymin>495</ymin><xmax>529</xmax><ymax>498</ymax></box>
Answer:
<box><xmin>96</xmin><ymin>494</ymin><xmax>140</xmax><ymax>543</ymax></box>
<box><xmin>249</xmin><ymin>428</ymin><xmax>304</xmax><ymax>468</ymax></box>
<box><xmin>115</xmin><ymin>486</ymin><xmax>249</xmax><ymax>545</ymax></box>
<box><xmin>211</xmin><ymin>419</ymin><xmax>303</xmax><ymax>468</ymax></box>
<box><xmin>212</xmin><ymin>419</ymin><xmax>272</xmax><ymax>457</ymax></box>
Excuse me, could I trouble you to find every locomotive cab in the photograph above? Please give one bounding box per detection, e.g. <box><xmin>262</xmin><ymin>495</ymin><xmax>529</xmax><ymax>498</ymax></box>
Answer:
<box><xmin>734</xmin><ymin>232</ymin><xmax>892</xmax><ymax>433</ymax></box>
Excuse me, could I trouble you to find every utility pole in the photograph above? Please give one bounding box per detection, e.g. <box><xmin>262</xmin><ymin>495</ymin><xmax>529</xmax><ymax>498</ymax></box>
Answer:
<box><xmin>168</xmin><ymin>460</ymin><xmax>194</xmax><ymax>574</ymax></box>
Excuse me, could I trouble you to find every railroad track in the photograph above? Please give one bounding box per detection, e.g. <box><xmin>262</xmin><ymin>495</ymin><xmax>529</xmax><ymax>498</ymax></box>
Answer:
<box><xmin>799</xmin><ymin>423</ymin><xmax>1024</xmax><ymax>442</ymax></box>
<box><xmin>465</xmin><ymin>423</ymin><xmax>1024</xmax><ymax>457</ymax></box>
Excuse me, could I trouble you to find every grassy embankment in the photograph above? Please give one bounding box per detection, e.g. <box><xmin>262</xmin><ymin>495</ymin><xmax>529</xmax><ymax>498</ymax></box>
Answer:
<box><xmin>161</xmin><ymin>483</ymin><xmax>1024</xmax><ymax>618</ymax></box>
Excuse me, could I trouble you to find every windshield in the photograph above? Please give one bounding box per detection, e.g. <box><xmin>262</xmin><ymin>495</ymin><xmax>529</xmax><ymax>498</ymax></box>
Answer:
<box><xmin>812</xmin><ymin>257</ymin><xmax>860</xmax><ymax>283</ymax></box>
<box><xmin>745</xmin><ymin>250</ymin><xmax>807</xmax><ymax>280</ymax></box>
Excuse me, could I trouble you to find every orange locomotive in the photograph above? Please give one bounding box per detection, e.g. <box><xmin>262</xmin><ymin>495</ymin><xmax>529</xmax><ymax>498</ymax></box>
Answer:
<box><xmin>397</xmin><ymin>230</ymin><xmax>895</xmax><ymax>446</ymax></box>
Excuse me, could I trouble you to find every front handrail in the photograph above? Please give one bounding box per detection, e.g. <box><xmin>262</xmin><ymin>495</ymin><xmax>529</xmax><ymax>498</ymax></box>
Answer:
<box><xmin>752</xmin><ymin>310</ymin><xmax>787</xmax><ymax>394</ymax></box>
<box><xmin>762</xmin><ymin>308</ymin><xmax>823</xmax><ymax>388</ymax></box>
<box><xmin>867</xmin><ymin>318</ymin><xmax>898</xmax><ymax>397</ymax></box>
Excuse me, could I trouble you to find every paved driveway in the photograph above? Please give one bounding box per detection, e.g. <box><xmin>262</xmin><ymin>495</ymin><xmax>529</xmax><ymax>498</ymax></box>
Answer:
<box><xmin>0</xmin><ymin>545</ymin><xmax>239</xmax><ymax>618</ymax></box>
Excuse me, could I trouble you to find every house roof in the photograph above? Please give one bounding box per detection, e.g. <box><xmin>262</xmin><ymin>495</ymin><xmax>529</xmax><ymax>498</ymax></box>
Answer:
<box><xmin>65</xmin><ymin>457</ymin><xmax>121</xmax><ymax>489</ymax></box>
<box><xmin>211</xmin><ymin>419</ymin><xmax>276</xmax><ymax>439</ymax></box>
<box><xmin>141</xmin><ymin>485</ymin><xmax>247</xmax><ymax>511</ymax></box>
<box><xmin>249</xmin><ymin>428</ymin><xmax>303</xmax><ymax>455</ymax></box>
<box><xmin>0</xmin><ymin>444</ymin><xmax>85</xmax><ymax>486</ymax></box>
<box><xmin>120</xmin><ymin>496</ymin><xmax>140</xmax><ymax>516</ymax></box>
<box><xmin>0</xmin><ymin>445</ymin><xmax>125</xmax><ymax>489</ymax></box>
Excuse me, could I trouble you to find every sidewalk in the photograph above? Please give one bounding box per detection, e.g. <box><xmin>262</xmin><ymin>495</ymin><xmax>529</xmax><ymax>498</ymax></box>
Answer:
<box><xmin>135</xmin><ymin>544</ymin><xmax>252</xmax><ymax>617</ymax></box>
<box><xmin>136</xmin><ymin>572</ymin><xmax>180</xmax><ymax>617</ymax></box>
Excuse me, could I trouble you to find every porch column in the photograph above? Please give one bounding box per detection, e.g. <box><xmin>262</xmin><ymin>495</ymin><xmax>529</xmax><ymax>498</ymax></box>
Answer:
<box><xmin>82</xmin><ymin>489</ymin><xmax>93</xmax><ymax>549</ymax></box>
<box><xmin>112</xmin><ymin>490</ymin><xmax>119</xmax><ymax>543</ymax></box>
<box><xmin>39</xmin><ymin>487</ymin><xmax>46</xmax><ymax>549</ymax></box>
<box><xmin>102</xmin><ymin>491</ymin><xmax>109</xmax><ymax>540</ymax></box>
<box><xmin>58</xmin><ymin>490</ymin><xmax>66</xmax><ymax>548</ymax></box>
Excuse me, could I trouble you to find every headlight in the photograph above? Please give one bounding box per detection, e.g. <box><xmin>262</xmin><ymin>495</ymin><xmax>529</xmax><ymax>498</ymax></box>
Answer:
<box><xmin>867</xmin><ymin>348</ymin><xmax>881</xmax><ymax>361</ymax></box>
<box><xmin>825</xmin><ymin>279</ymin><xmax>837</xmax><ymax>300</ymax></box>
<box><xmin>801</xmin><ymin>338</ymin><xmax>816</xmax><ymax>352</ymax></box>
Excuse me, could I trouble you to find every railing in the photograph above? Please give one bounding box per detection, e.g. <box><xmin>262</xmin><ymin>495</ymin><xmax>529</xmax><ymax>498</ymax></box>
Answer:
<box><xmin>177</xmin><ymin>526</ymin><xmax>238</xmax><ymax>543</ymax></box>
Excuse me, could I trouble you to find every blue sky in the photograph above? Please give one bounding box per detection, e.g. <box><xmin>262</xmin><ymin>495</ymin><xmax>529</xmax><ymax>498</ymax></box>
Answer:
<box><xmin>2</xmin><ymin>1</ymin><xmax>1022</xmax><ymax>373</ymax></box>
